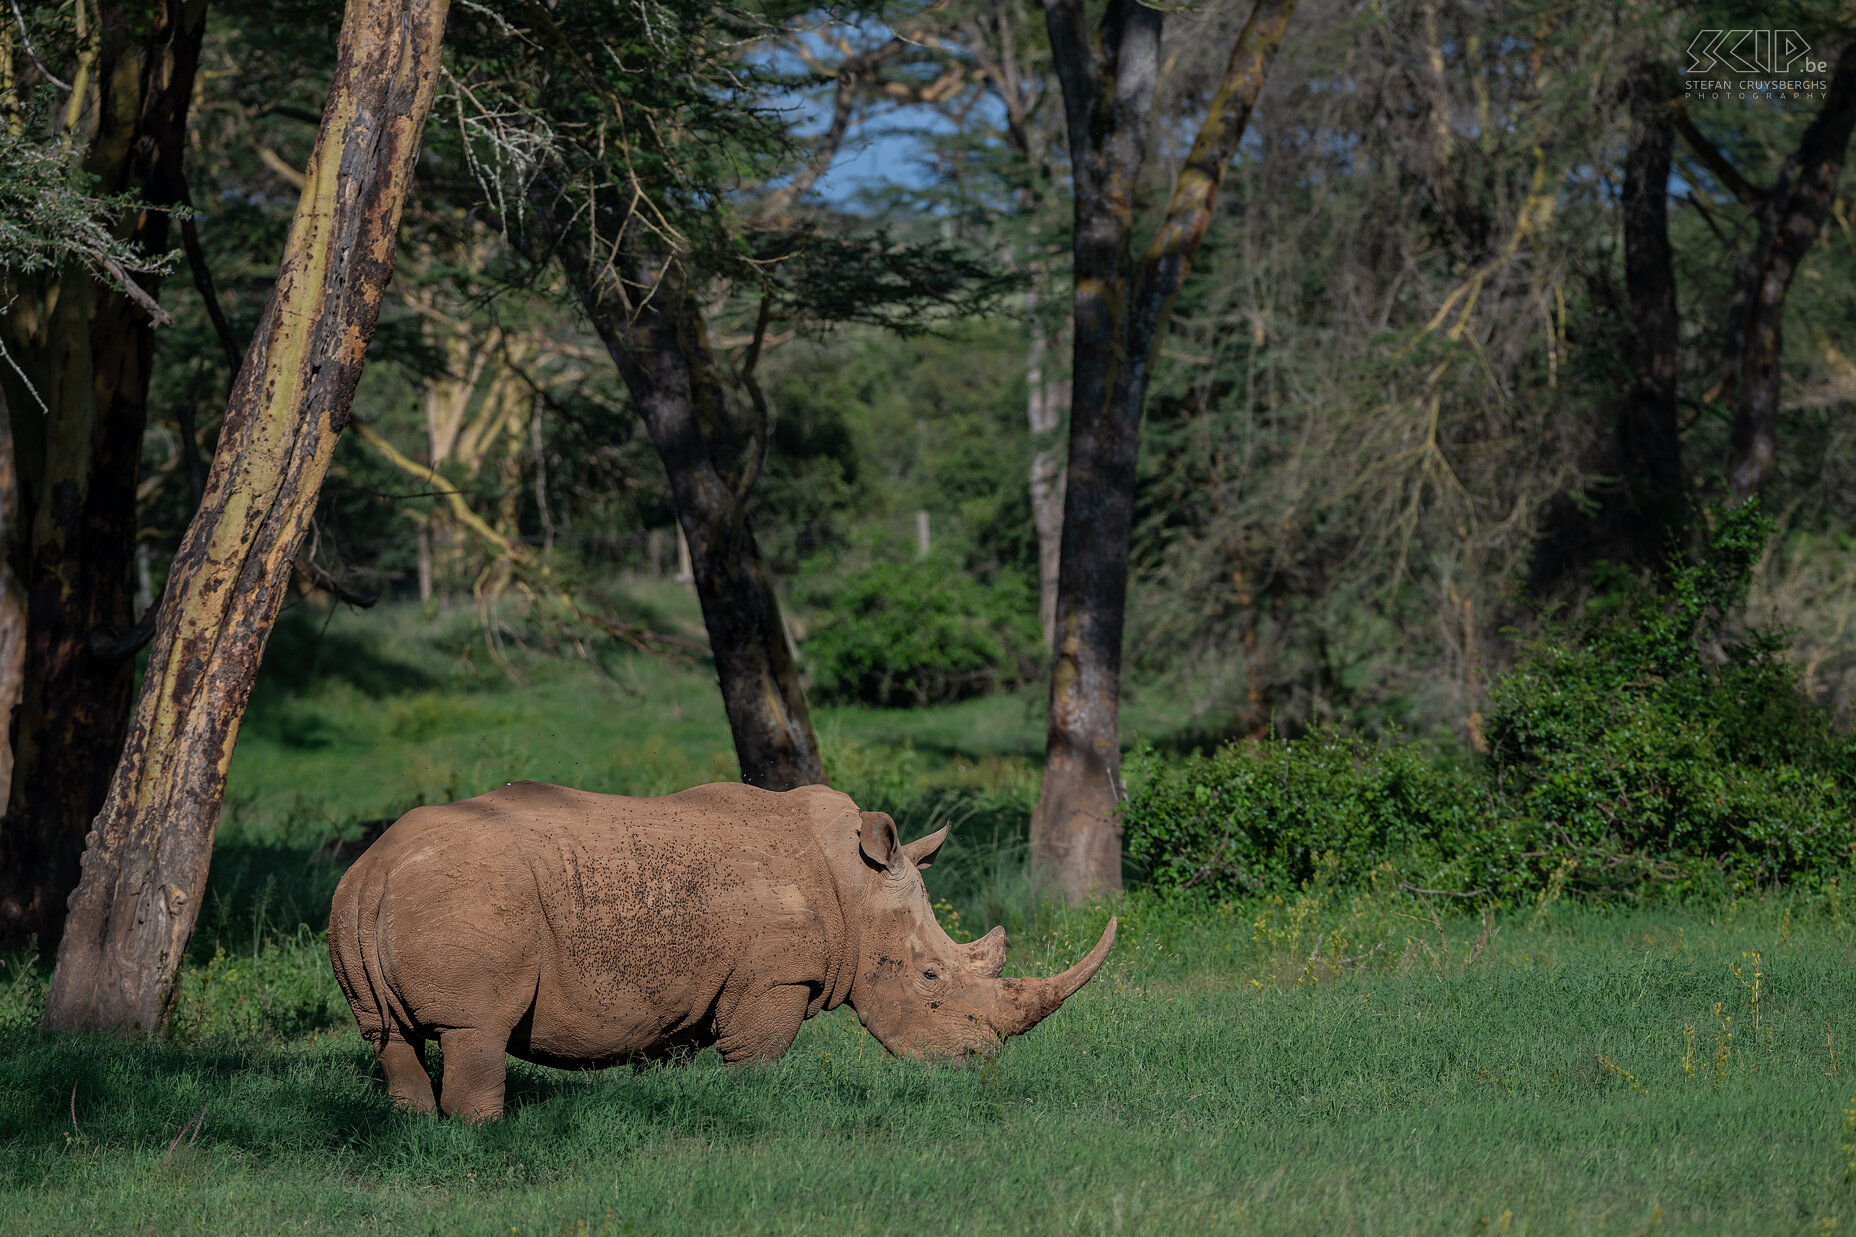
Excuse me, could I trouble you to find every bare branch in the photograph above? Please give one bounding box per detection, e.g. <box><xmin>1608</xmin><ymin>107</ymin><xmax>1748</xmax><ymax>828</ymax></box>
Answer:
<box><xmin>97</xmin><ymin>254</ymin><xmax>173</xmax><ymax>327</ymax></box>
<box><xmin>348</xmin><ymin>419</ymin><xmax>529</xmax><ymax>562</ymax></box>
<box><xmin>770</xmin><ymin>36</ymin><xmax>908</xmax><ymax>208</ymax></box>
<box><xmin>8</xmin><ymin>0</ymin><xmax>71</xmax><ymax>91</ymax></box>
<box><xmin>179</xmin><ymin>209</ymin><xmax>242</xmax><ymax>373</ymax></box>
<box><xmin>733</xmin><ymin>294</ymin><xmax>774</xmax><ymax>503</ymax></box>
<box><xmin>1674</xmin><ymin>112</ymin><xmax>1766</xmax><ymax>208</ymax></box>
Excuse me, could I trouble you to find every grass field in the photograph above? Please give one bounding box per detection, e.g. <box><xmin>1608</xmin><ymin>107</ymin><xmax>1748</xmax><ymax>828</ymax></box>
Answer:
<box><xmin>4</xmin><ymin>595</ymin><xmax>1856</xmax><ymax>1234</ymax></box>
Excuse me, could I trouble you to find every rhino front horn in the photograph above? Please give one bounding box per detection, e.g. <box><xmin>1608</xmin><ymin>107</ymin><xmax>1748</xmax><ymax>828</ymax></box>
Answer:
<box><xmin>990</xmin><ymin>917</ymin><xmax>1117</xmax><ymax>1038</ymax></box>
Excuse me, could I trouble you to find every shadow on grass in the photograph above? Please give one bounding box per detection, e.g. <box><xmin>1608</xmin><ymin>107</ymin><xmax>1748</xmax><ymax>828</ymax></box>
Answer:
<box><xmin>2</xmin><ymin>1031</ymin><xmax>618</xmax><ymax>1150</ymax></box>
<box><xmin>0</xmin><ymin>1022</ymin><xmax>897</xmax><ymax>1180</ymax></box>
<box><xmin>251</xmin><ymin>604</ymin><xmax>435</xmax><ymax>701</ymax></box>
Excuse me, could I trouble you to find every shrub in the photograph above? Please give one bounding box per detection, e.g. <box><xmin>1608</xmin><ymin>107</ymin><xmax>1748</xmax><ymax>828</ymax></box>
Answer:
<box><xmin>1125</xmin><ymin>503</ymin><xmax>1856</xmax><ymax>902</ymax></box>
<box><xmin>1485</xmin><ymin>502</ymin><xmax>1856</xmax><ymax>891</ymax></box>
<box><xmin>799</xmin><ymin>556</ymin><xmax>1040</xmax><ymax>707</ymax></box>
<box><xmin>1122</xmin><ymin>734</ymin><xmax>1504</xmax><ymax>900</ymax></box>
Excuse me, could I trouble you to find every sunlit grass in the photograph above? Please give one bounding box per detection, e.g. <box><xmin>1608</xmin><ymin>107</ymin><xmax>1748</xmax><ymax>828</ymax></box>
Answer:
<box><xmin>7</xmin><ymin>598</ymin><xmax>1854</xmax><ymax>1232</ymax></box>
<box><xmin>7</xmin><ymin>896</ymin><xmax>1856</xmax><ymax>1233</ymax></box>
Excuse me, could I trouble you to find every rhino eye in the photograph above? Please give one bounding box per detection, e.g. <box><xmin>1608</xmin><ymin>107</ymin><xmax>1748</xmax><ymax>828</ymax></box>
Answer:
<box><xmin>923</xmin><ymin>969</ymin><xmax>940</xmax><ymax>981</ymax></box>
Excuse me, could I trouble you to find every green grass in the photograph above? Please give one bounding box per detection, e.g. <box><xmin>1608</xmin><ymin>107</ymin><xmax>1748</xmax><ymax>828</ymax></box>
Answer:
<box><xmin>7</xmin><ymin>898</ymin><xmax>1856</xmax><ymax>1233</ymax></box>
<box><xmin>7</xmin><ymin>595</ymin><xmax>1856</xmax><ymax>1232</ymax></box>
<box><xmin>218</xmin><ymin>586</ymin><xmax>1201</xmax><ymax>848</ymax></box>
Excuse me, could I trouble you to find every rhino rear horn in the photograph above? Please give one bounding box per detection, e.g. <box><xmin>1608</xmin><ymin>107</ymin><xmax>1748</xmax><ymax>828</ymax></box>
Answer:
<box><xmin>962</xmin><ymin>925</ymin><xmax>1006</xmax><ymax>976</ymax></box>
<box><xmin>990</xmin><ymin>918</ymin><xmax>1117</xmax><ymax>1037</ymax></box>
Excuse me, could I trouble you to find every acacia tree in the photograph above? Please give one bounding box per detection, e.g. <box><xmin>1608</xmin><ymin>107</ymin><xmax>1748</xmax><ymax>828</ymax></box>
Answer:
<box><xmin>441</xmin><ymin>1</ymin><xmax>1003</xmax><ymax>790</ymax></box>
<box><xmin>0</xmin><ymin>0</ymin><xmax>207</xmax><ymax>949</ymax></box>
<box><xmin>430</xmin><ymin>0</ymin><xmax>826</xmax><ymax>789</ymax></box>
<box><xmin>1032</xmin><ymin>0</ymin><xmax>1296</xmax><ymax>900</ymax></box>
<box><xmin>895</xmin><ymin>1</ymin><xmax>1073</xmax><ymax>649</ymax></box>
<box><xmin>570</xmin><ymin>253</ymin><xmax>823</xmax><ymax>788</ymax></box>
<box><xmin>45</xmin><ymin>0</ymin><xmax>451</xmax><ymax>1032</ymax></box>
<box><xmin>1676</xmin><ymin>40</ymin><xmax>1856</xmax><ymax>500</ymax></box>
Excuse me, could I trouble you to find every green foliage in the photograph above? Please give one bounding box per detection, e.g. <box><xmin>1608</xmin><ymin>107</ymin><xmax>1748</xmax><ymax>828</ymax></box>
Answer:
<box><xmin>0</xmin><ymin>120</ymin><xmax>168</xmax><ymax>286</ymax></box>
<box><xmin>1123</xmin><ymin>734</ymin><xmax>1498</xmax><ymax>900</ymax></box>
<box><xmin>754</xmin><ymin>322</ymin><xmax>1037</xmax><ymax>578</ymax></box>
<box><xmin>1127</xmin><ymin>504</ymin><xmax>1856</xmax><ymax>901</ymax></box>
<box><xmin>167</xmin><ymin>929</ymin><xmax>348</xmax><ymax>1045</ymax></box>
<box><xmin>1486</xmin><ymin>503</ymin><xmax>1856</xmax><ymax>891</ymax></box>
<box><xmin>799</xmin><ymin>555</ymin><xmax>1040</xmax><ymax>707</ymax></box>
<box><xmin>0</xmin><ymin>96</ymin><xmax>176</xmax><ymax>410</ymax></box>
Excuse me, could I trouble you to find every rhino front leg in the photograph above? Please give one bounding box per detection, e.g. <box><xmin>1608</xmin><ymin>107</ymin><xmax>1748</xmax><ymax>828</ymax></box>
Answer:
<box><xmin>716</xmin><ymin>984</ymin><xmax>811</xmax><ymax>1065</ymax></box>
<box><xmin>437</xmin><ymin>1027</ymin><xmax>511</xmax><ymax>1122</ymax></box>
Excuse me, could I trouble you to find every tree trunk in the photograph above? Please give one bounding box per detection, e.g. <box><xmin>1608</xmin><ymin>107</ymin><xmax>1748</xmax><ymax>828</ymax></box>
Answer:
<box><xmin>43</xmin><ymin>0</ymin><xmax>451</xmax><ymax>1033</ymax></box>
<box><xmin>564</xmin><ymin>251</ymin><xmax>824</xmax><ymax>790</ymax></box>
<box><xmin>1618</xmin><ymin>59</ymin><xmax>1684</xmax><ymax>555</ymax></box>
<box><xmin>1720</xmin><ymin>41</ymin><xmax>1856</xmax><ymax>500</ymax></box>
<box><xmin>1032</xmin><ymin>0</ymin><xmax>1296</xmax><ymax>902</ymax></box>
<box><xmin>1025</xmin><ymin>287</ymin><xmax>1068</xmax><ymax>651</ymax></box>
<box><xmin>0</xmin><ymin>393</ymin><xmax>24</xmax><ymax>813</ymax></box>
<box><xmin>0</xmin><ymin>0</ymin><xmax>207</xmax><ymax>949</ymax></box>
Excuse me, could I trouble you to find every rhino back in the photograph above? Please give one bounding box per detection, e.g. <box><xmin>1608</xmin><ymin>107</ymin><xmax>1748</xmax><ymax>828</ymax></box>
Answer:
<box><xmin>368</xmin><ymin>782</ymin><xmax>853</xmax><ymax>1063</ymax></box>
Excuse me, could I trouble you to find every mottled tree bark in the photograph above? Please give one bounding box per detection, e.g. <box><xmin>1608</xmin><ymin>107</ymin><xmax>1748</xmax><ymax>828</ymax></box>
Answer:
<box><xmin>560</xmin><ymin>243</ymin><xmax>823</xmax><ymax>790</ymax></box>
<box><xmin>1687</xmin><ymin>40</ymin><xmax>1856</xmax><ymax>500</ymax></box>
<box><xmin>0</xmin><ymin>394</ymin><xmax>24</xmax><ymax>813</ymax></box>
<box><xmin>44</xmin><ymin>0</ymin><xmax>450</xmax><ymax>1032</ymax></box>
<box><xmin>0</xmin><ymin>0</ymin><xmax>207</xmax><ymax>949</ymax></box>
<box><xmin>1033</xmin><ymin>0</ymin><xmax>1296</xmax><ymax>901</ymax></box>
<box><xmin>1618</xmin><ymin>60</ymin><xmax>1684</xmax><ymax>554</ymax></box>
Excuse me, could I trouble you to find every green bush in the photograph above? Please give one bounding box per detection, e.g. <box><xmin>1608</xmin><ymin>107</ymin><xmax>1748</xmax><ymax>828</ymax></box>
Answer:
<box><xmin>1123</xmin><ymin>734</ymin><xmax>1503</xmax><ymax>900</ymax></box>
<box><xmin>1485</xmin><ymin>502</ymin><xmax>1856</xmax><ymax>891</ymax></box>
<box><xmin>1125</xmin><ymin>503</ymin><xmax>1856</xmax><ymax>901</ymax></box>
<box><xmin>799</xmin><ymin>556</ymin><xmax>1040</xmax><ymax>707</ymax></box>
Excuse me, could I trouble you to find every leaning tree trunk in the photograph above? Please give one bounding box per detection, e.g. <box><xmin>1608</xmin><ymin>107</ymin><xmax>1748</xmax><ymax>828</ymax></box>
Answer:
<box><xmin>0</xmin><ymin>0</ymin><xmax>207</xmax><ymax>949</ymax></box>
<box><xmin>43</xmin><ymin>0</ymin><xmax>451</xmax><ymax>1033</ymax></box>
<box><xmin>1031</xmin><ymin>0</ymin><xmax>1296</xmax><ymax>902</ymax></box>
<box><xmin>1720</xmin><ymin>40</ymin><xmax>1856</xmax><ymax>500</ymax></box>
<box><xmin>560</xmin><ymin>240</ymin><xmax>823</xmax><ymax>790</ymax></box>
<box><xmin>1617</xmin><ymin>59</ymin><xmax>1684</xmax><ymax>558</ymax></box>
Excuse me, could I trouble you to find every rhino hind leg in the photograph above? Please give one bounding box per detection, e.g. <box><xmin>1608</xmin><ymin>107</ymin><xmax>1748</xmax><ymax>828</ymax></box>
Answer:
<box><xmin>715</xmin><ymin>984</ymin><xmax>811</xmax><ymax>1065</ymax></box>
<box><xmin>437</xmin><ymin>1027</ymin><xmax>512</xmax><ymax>1122</ymax></box>
<box><xmin>378</xmin><ymin>1031</ymin><xmax>437</xmax><ymax>1115</ymax></box>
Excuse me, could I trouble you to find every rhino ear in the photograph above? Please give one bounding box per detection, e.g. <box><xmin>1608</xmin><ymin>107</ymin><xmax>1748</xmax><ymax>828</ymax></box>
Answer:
<box><xmin>901</xmin><ymin>824</ymin><xmax>951</xmax><ymax>869</ymax></box>
<box><xmin>858</xmin><ymin>811</ymin><xmax>902</xmax><ymax>872</ymax></box>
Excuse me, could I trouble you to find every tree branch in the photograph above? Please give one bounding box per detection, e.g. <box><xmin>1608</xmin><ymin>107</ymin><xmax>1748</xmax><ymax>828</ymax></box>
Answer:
<box><xmin>1041</xmin><ymin>0</ymin><xmax>1102</xmax><ymax>194</ymax></box>
<box><xmin>1674</xmin><ymin>112</ymin><xmax>1766</xmax><ymax>208</ymax></box>
<box><xmin>86</xmin><ymin>605</ymin><xmax>158</xmax><ymax>661</ymax></box>
<box><xmin>733</xmin><ymin>294</ymin><xmax>774</xmax><ymax>504</ymax></box>
<box><xmin>294</xmin><ymin>557</ymin><xmax>379</xmax><ymax>608</ymax></box>
<box><xmin>179</xmin><ymin>210</ymin><xmax>243</xmax><ymax>375</ymax></box>
<box><xmin>347</xmin><ymin>419</ymin><xmax>529</xmax><ymax>562</ymax></box>
<box><xmin>8</xmin><ymin>0</ymin><xmax>70</xmax><ymax>91</ymax></box>
<box><xmin>1135</xmin><ymin>0</ymin><xmax>1299</xmax><ymax>337</ymax></box>
<box><xmin>770</xmin><ymin>36</ymin><xmax>907</xmax><ymax>207</ymax></box>
<box><xmin>97</xmin><ymin>254</ymin><xmax>173</xmax><ymax>327</ymax></box>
